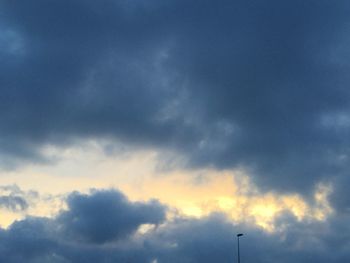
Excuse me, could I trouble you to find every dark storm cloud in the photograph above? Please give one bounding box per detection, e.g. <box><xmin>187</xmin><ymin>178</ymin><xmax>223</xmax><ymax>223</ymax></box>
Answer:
<box><xmin>57</xmin><ymin>189</ymin><xmax>166</xmax><ymax>243</ymax></box>
<box><xmin>0</xmin><ymin>189</ymin><xmax>166</xmax><ymax>262</ymax></box>
<box><xmin>0</xmin><ymin>188</ymin><xmax>350</xmax><ymax>263</ymax></box>
<box><xmin>1</xmin><ymin>0</ymin><xmax>350</xmax><ymax>202</ymax></box>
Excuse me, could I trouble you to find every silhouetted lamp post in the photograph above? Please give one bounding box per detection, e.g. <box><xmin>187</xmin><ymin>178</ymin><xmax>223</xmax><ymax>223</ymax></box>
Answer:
<box><xmin>237</xmin><ymin>233</ymin><xmax>244</xmax><ymax>263</ymax></box>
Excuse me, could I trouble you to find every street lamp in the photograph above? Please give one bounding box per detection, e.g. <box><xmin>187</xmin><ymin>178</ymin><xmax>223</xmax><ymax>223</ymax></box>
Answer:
<box><xmin>237</xmin><ymin>233</ymin><xmax>244</xmax><ymax>263</ymax></box>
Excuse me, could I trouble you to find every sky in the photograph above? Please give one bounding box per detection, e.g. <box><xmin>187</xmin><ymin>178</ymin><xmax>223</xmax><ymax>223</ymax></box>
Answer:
<box><xmin>1</xmin><ymin>0</ymin><xmax>350</xmax><ymax>262</ymax></box>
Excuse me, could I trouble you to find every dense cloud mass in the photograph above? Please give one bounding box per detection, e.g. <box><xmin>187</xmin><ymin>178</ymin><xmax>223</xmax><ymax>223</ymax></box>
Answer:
<box><xmin>1</xmin><ymin>1</ymin><xmax>350</xmax><ymax>261</ymax></box>
<box><xmin>1</xmin><ymin>0</ymin><xmax>350</xmax><ymax>197</ymax></box>
<box><xmin>0</xmin><ymin>189</ymin><xmax>349</xmax><ymax>263</ymax></box>
<box><xmin>58</xmin><ymin>190</ymin><xmax>166</xmax><ymax>243</ymax></box>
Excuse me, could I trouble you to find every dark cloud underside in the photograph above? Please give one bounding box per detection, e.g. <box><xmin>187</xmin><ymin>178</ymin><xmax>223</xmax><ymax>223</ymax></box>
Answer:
<box><xmin>1</xmin><ymin>1</ymin><xmax>350</xmax><ymax>203</ymax></box>
<box><xmin>1</xmin><ymin>189</ymin><xmax>350</xmax><ymax>263</ymax></box>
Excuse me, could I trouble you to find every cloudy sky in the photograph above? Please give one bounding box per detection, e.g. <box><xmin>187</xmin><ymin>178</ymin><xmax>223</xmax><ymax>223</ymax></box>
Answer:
<box><xmin>1</xmin><ymin>0</ymin><xmax>350</xmax><ymax>262</ymax></box>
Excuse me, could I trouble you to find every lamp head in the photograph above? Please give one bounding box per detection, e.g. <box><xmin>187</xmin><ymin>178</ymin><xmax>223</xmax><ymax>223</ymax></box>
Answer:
<box><xmin>237</xmin><ymin>233</ymin><xmax>243</xmax><ymax>237</ymax></box>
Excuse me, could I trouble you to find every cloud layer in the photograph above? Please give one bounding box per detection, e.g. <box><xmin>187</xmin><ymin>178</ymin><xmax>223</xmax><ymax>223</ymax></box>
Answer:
<box><xmin>0</xmin><ymin>3</ymin><xmax>350</xmax><ymax>258</ymax></box>
<box><xmin>1</xmin><ymin>0</ymin><xmax>350</xmax><ymax>200</ymax></box>
<box><xmin>1</xmin><ymin>1</ymin><xmax>350</xmax><ymax>261</ymax></box>
<box><xmin>0</xmin><ymin>188</ymin><xmax>349</xmax><ymax>263</ymax></box>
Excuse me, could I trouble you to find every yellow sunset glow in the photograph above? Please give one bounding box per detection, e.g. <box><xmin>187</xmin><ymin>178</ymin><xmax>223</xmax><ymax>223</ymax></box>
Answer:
<box><xmin>0</xmin><ymin>145</ymin><xmax>334</xmax><ymax>230</ymax></box>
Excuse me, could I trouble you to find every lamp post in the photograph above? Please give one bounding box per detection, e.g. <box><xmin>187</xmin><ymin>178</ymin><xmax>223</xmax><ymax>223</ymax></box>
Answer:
<box><xmin>237</xmin><ymin>233</ymin><xmax>243</xmax><ymax>263</ymax></box>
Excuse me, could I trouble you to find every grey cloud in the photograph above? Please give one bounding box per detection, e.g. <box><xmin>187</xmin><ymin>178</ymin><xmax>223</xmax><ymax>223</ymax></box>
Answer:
<box><xmin>0</xmin><ymin>197</ymin><xmax>350</xmax><ymax>262</ymax></box>
<box><xmin>1</xmin><ymin>217</ymin><xmax>58</xmax><ymax>262</ymax></box>
<box><xmin>0</xmin><ymin>196</ymin><xmax>28</xmax><ymax>211</ymax></box>
<box><xmin>1</xmin><ymin>0</ymin><xmax>350</xmax><ymax>205</ymax></box>
<box><xmin>57</xmin><ymin>189</ymin><xmax>166</xmax><ymax>244</ymax></box>
<box><xmin>0</xmin><ymin>184</ymin><xmax>38</xmax><ymax>212</ymax></box>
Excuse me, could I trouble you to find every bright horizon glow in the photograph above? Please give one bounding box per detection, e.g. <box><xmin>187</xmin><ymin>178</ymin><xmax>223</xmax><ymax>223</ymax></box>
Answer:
<box><xmin>0</xmin><ymin>142</ymin><xmax>333</xmax><ymax>230</ymax></box>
